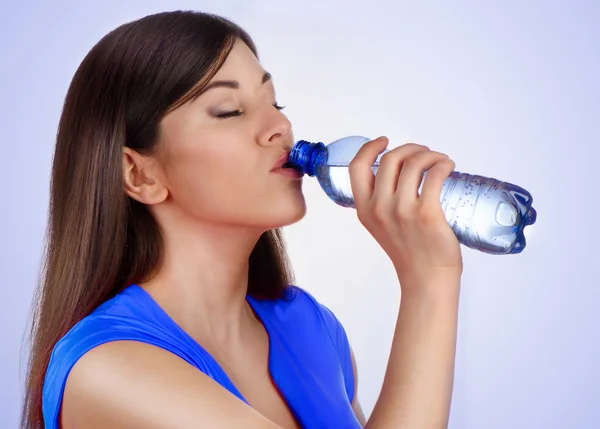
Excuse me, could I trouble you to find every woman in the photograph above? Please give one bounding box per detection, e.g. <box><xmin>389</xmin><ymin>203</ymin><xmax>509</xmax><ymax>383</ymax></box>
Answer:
<box><xmin>22</xmin><ymin>10</ymin><xmax>462</xmax><ymax>429</ymax></box>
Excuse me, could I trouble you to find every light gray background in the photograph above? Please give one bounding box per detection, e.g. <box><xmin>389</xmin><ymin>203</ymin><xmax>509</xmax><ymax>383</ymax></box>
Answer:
<box><xmin>2</xmin><ymin>1</ymin><xmax>599</xmax><ymax>428</ymax></box>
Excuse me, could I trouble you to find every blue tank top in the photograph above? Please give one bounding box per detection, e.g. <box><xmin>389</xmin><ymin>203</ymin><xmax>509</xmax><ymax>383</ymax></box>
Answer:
<box><xmin>42</xmin><ymin>284</ymin><xmax>361</xmax><ymax>428</ymax></box>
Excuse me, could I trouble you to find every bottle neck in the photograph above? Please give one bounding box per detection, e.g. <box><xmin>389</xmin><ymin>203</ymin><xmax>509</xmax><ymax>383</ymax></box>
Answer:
<box><xmin>288</xmin><ymin>140</ymin><xmax>326</xmax><ymax>177</ymax></box>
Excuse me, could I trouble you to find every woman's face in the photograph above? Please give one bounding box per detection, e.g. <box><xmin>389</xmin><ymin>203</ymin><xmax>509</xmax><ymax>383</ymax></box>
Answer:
<box><xmin>155</xmin><ymin>40</ymin><xmax>306</xmax><ymax>230</ymax></box>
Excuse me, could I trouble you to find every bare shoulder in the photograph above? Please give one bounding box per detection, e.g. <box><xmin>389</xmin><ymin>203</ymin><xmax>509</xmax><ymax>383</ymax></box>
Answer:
<box><xmin>62</xmin><ymin>340</ymin><xmax>280</xmax><ymax>429</ymax></box>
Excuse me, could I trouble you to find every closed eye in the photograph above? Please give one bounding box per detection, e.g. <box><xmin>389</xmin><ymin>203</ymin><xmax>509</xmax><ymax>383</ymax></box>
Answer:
<box><xmin>214</xmin><ymin>110</ymin><xmax>243</xmax><ymax>119</ymax></box>
<box><xmin>213</xmin><ymin>103</ymin><xmax>286</xmax><ymax>120</ymax></box>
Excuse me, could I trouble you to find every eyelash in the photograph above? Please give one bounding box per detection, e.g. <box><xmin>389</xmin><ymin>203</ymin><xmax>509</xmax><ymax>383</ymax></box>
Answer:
<box><xmin>214</xmin><ymin>103</ymin><xmax>286</xmax><ymax>120</ymax></box>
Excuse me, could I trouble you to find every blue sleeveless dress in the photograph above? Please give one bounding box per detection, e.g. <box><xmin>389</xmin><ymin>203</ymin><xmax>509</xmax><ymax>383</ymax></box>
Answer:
<box><xmin>42</xmin><ymin>284</ymin><xmax>362</xmax><ymax>428</ymax></box>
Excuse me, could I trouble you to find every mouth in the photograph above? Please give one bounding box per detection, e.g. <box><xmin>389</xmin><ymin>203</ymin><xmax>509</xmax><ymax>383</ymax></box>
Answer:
<box><xmin>271</xmin><ymin>151</ymin><xmax>292</xmax><ymax>171</ymax></box>
<box><xmin>270</xmin><ymin>151</ymin><xmax>303</xmax><ymax>179</ymax></box>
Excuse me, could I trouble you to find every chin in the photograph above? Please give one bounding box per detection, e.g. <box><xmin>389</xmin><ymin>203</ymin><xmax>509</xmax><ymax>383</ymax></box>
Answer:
<box><xmin>259</xmin><ymin>197</ymin><xmax>307</xmax><ymax>230</ymax></box>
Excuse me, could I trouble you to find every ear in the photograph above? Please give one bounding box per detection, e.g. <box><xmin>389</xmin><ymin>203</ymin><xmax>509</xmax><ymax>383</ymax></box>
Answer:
<box><xmin>122</xmin><ymin>147</ymin><xmax>169</xmax><ymax>205</ymax></box>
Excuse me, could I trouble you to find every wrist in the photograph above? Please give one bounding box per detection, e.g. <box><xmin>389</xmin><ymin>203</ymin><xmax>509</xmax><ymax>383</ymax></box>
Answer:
<box><xmin>396</xmin><ymin>269</ymin><xmax>462</xmax><ymax>304</ymax></box>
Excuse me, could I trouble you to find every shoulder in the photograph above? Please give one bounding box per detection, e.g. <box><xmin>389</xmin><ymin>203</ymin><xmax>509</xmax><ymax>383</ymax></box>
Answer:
<box><xmin>252</xmin><ymin>285</ymin><xmax>348</xmax><ymax>337</ymax></box>
<box><xmin>260</xmin><ymin>285</ymin><xmax>341</xmax><ymax>318</ymax></box>
<box><xmin>45</xmin><ymin>286</ymin><xmax>160</xmax><ymax>385</ymax></box>
<box><xmin>42</xmin><ymin>285</ymin><xmax>194</xmax><ymax>427</ymax></box>
<box><xmin>254</xmin><ymin>286</ymin><xmax>356</xmax><ymax>403</ymax></box>
<box><xmin>287</xmin><ymin>287</ymin><xmax>363</xmax><ymax>419</ymax></box>
<box><xmin>285</xmin><ymin>286</ymin><xmax>350</xmax><ymax>344</ymax></box>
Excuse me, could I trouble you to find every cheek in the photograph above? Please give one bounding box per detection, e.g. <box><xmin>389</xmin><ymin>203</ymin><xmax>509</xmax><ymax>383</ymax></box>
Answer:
<box><xmin>161</xmin><ymin>133</ymin><xmax>264</xmax><ymax>210</ymax></box>
<box><xmin>162</xmin><ymin>112</ymin><xmax>249</xmax><ymax>169</ymax></box>
<box><xmin>166</xmin><ymin>126</ymin><xmax>249</xmax><ymax>176</ymax></box>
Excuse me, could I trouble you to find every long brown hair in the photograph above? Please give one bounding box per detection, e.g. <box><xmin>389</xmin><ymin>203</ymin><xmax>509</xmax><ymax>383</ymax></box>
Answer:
<box><xmin>22</xmin><ymin>11</ymin><xmax>294</xmax><ymax>428</ymax></box>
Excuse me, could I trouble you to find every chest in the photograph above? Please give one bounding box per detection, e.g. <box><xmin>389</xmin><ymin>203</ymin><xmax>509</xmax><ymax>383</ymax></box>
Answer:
<box><xmin>212</xmin><ymin>336</ymin><xmax>302</xmax><ymax>429</ymax></box>
<box><xmin>228</xmin><ymin>362</ymin><xmax>302</xmax><ymax>429</ymax></box>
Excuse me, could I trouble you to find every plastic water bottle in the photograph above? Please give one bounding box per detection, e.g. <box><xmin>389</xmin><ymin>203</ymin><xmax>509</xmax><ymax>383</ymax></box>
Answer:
<box><xmin>286</xmin><ymin>135</ymin><xmax>537</xmax><ymax>255</ymax></box>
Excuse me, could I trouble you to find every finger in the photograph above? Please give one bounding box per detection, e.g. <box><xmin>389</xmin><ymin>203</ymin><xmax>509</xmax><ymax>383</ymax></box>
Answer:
<box><xmin>348</xmin><ymin>137</ymin><xmax>389</xmax><ymax>207</ymax></box>
<box><xmin>372</xmin><ymin>143</ymin><xmax>429</xmax><ymax>200</ymax></box>
<box><xmin>420</xmin><ymin>158</ymin><xmax>456</xmax><ymax>204</ymax></box>
<box><xmin>395</xmin><ymin>151</ymin><xmax>450</xmax><ymax>204</ymax></box>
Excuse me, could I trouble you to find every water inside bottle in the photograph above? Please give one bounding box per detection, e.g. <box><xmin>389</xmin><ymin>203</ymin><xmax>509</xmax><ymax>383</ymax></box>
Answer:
<box><xmin>315</xmin><ymin>165</ymin><xmax>365</xmax><ymax>208</ymax></box>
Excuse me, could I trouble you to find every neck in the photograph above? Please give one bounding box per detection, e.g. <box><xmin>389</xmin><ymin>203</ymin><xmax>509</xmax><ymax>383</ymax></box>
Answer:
<box><xmin>140</xmin><ymin>215</ymin><xmax>265</xmax><ymax>345</ymax></box>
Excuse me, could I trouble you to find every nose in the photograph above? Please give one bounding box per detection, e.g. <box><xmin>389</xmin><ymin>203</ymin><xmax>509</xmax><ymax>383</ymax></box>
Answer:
<box><xmin>257</xmin><ymin>104</ymin><xmax>293</xmax><ymax>147</ymax></box>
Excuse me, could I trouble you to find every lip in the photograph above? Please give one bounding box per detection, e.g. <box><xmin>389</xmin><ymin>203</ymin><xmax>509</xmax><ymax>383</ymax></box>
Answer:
<box><xmin>270</xmin><ymin>151</ymin><xmax>291</xmax><ymax>171</ymax></box>
<box><xmin>272</xmin><ymin>167</ymin><xmax>304</xmax><ymax>179</ymax></box>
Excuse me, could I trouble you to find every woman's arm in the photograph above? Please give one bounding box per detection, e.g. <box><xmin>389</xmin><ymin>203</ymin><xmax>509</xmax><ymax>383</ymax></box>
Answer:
<box><xmin>62</xmin><ymin>340</ymin><xmax>283</xmax><ymax>429</ymax></box>
<box><xmin>363</xmin><ymin>277</ymin><xmax>460</xmax><ymax>429</ymax></box>
<box><xmin>349</xmin><ymin>276</ymin><xmax>459</xmax><ymax>429</ymax></box>
<box><xmin>350</xmin><ymin>345</ymin><xmax>367</xmax><ymax>426</ymax></box>
<box><xmin>347</xmin><ymin>137</ymin><xmax>462</xmax><ymax>429</ymax></box>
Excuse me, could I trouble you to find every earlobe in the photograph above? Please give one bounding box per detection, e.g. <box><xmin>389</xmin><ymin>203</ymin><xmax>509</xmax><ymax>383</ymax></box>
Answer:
<box><xmin>122</xmin><ymin>147</ymin><xmax>168</xmax><ymax>205</ymax></box>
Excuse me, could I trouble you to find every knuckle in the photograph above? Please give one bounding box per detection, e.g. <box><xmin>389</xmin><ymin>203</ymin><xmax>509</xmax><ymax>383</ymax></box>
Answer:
<box><xmin>430</xmin><ymin>150</ymin><xmax>450</xmax><ymax>158</ymax></box>
<box><xmin>371</xmin><ymin>201</ymin><xmax>388</xmax><ymax>221</ymax></box>
<box><xmin>378</xmin><ymin>151</ymin><xmax>396</xmax><ymax>166</ymax></box>
<box><xmin>416</xmin><ymin>205</ymin><xmax>439</xmax><ymax>224</ymax></box>
<box><xmin>404</xmin><ymin>143</ymin><xmax>429</xmax><ymax>151</ymax></box>
<box><xmin>441</xmin><ymin>161</ymin><xmax>456</xmax><ymax>173</ymax></box>
<box><xmin>432</xmin><ymin>158</ymin><xmax>455</xmax><ymax>173</ymax></box>
<box><xmin>406</xmin><ymin>150</ymin><xmax>449</xmax><ymax>170</ymax></box>
<box><xmin>403</xmin><ymin>156</ymin><xmax>420</xmax><ymax>169</ymax></box>
<box><xmin>422</xmin><ymin>151</ymin><xmax>447</xmax><ymax>163</ymax></box>
<box><xmin>393</xmin><ymin>204</ymin><xmax>413</xmax><ymax>222</ymax></box>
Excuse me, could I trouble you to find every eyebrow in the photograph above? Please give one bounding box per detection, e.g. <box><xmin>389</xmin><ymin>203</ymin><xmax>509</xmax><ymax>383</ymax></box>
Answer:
<box><xmin>192</xmin><ymin>71</ymin><xmax>272</xmax><ymax>100</ymax></box>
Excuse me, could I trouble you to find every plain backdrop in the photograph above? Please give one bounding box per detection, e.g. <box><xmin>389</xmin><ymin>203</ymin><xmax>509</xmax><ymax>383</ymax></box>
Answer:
<box><xmin>1</xmin><ymin>1</ymin><xmax>599</xmax><ymax>428</ymax></box>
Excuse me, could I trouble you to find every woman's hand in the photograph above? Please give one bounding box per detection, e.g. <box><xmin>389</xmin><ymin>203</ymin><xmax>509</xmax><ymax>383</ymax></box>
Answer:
<box><xmin>348</xmin><ymin>136</ymin><xmax>463</xmax><ymax>293</ymax></box>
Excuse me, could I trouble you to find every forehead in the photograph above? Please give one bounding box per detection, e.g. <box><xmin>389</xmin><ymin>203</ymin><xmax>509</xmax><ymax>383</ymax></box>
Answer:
<box><xmin>211</xmin><ymin>40</ymin><xmax>264</xmax><ymax>81</ymax></box>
